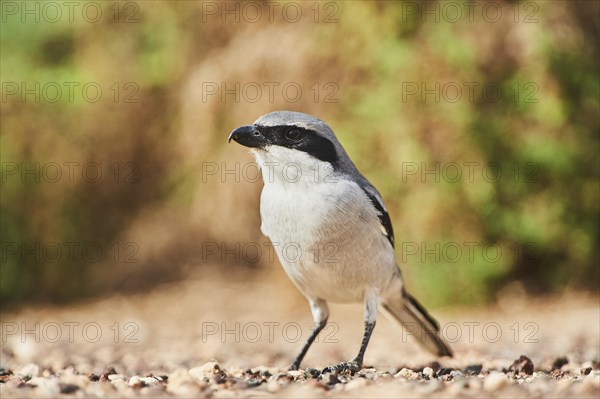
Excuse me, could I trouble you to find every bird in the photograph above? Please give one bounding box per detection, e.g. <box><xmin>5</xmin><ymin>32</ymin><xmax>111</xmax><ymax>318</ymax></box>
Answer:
<box><xmin>228</xmin><ymin>111</ymin><xmax>452</xmax><ymax>373</ymax></box>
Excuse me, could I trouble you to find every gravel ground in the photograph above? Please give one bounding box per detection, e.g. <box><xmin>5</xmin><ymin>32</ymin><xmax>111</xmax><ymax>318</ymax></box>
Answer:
<box><xmin>1</xmin><ymin>268</ymin><xmax>598</xmax><ymax>398</ymax></box>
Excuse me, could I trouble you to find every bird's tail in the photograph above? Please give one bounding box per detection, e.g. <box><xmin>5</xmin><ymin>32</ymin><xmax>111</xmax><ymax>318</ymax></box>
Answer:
<box><xmin>381</xmin><ymin>289</ymin><xmax>453</xmax><ymax>357</ymax></box>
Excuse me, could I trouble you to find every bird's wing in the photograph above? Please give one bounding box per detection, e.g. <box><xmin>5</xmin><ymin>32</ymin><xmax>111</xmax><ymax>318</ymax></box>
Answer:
<box><xmin>359</xmin><ymin>183</ymin><xmax>395</xmax><ymax>248</ymax></box>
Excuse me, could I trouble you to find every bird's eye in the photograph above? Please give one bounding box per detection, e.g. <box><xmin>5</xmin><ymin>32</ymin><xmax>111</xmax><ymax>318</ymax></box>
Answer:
<box><xmin>286</xmin><ymin>129</ymin><xmax>302</xmax><ymax>141</ymax></box>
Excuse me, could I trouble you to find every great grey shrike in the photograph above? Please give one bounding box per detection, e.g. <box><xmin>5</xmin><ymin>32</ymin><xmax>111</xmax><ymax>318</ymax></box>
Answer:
<box><xmin>228</xmin><ymin>111</ymin><xmax>452</xmax><ymax>373</ymax></box>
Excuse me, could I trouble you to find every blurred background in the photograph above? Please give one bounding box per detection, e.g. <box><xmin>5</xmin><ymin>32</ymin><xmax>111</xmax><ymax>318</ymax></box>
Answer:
<box><xmin>1</xmin><ymin>0</ymin><xmax>599</xmax><ymax>311</ymax></box>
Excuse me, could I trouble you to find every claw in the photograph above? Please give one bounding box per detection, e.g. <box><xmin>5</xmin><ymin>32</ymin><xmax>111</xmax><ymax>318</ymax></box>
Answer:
<box><xmin>322</xmin><ymin>359</ymin><xmax>362</xmax><ymax>375</ymax></box>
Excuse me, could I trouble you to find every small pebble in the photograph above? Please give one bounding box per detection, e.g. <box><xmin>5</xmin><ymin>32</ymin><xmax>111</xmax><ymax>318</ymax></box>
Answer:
<box><xmin>16</xmin><ymin>364</ymin><xmax>39</xmax><ymax>381</ymax></box>
<box><xmin>286</xmin><ymin>370</ymin><xmax>303</xmax><ymax>379</ymax></box>
<box><xmin>394</xmin><ymin>368</ymin><xmax>419</xmax><ymax>380</ymax></box>
<box><xmin>509</xmin><ymin>355</ymin><xmax>534</xmax><ymax>376</ymax></box>
<box><xmin>140</xmin><ymin>376</ymin><xmax>160</xmax><ymax>385</ymax></box>
<box><xmin>550</xmin><ymin>369</ymin><xmax>564</xmax><ymax>379</ymax></box>
<box><xmin>107</xmin><ymin>374</ymin><xmax>127</xmax><ymax>381</ymax></box>
<box><xmin>422</xmin><ymin>367</ymin><xmax>434</xmax><ymax>379</ymax></box>
<box><xmin>450</xmin><ymin>370</ymin><xmax>463</xmax><ymax>379</ymax></box>
<box><xmin>128</xmin><ymin>376</ymin><xmax>143</xmax><ymax>388</ymax></box>
<box><xmin>436</xmin><ymin>367</ymin><xmax>454</xmax><ymax>380</ymax></box>
<box><xmin>189</xmin><ymin>361</ymin><xmax>223</xmax><ymax>382</ymax></box>
<box><xmin>464</xmin><ymin>364</ymin><xmax>483</xmax><ymax>375</ymax></box>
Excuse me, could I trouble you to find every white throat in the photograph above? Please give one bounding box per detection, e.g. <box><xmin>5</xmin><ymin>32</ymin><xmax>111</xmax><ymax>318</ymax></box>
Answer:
<box><xmin>251</xmin><ymin>146</ymin><xmax>338</xmax><ymax>187</ymax></box>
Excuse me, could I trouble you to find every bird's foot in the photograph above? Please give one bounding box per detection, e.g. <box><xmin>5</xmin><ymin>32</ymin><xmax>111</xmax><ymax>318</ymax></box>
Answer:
<box><xmin>322</xmin><ymin>359</ymin><xmax>362</xmax><ymax>375</ymax></box>
<box><xmin>287</xmin><ymin>363</ymin><xmax>300</xmax><ymax>372</ymax></box>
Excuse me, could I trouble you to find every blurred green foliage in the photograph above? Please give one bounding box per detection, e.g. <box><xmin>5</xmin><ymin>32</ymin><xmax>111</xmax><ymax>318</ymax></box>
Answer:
<box><xmin>1</xmin><ymin>1</ymin><xmax>598</xmax><ymax>308</ymax></box>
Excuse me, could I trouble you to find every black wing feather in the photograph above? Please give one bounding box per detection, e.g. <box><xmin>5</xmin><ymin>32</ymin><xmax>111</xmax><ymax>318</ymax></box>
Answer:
<box><xmin>361</xmin><ymin>187</ymin><xmax>395</xmax><ymax>248</ymax></box>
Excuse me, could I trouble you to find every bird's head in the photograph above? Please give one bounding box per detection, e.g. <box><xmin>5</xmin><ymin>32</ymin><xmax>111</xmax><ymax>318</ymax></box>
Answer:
<box><xmin>228</xmin><ymin>111</ymin><xmax>344</xmax><ymax>168</ymax></box>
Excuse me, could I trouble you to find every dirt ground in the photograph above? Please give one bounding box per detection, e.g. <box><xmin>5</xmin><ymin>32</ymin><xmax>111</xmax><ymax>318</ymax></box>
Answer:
<box><xmin>1</xmin><ymin>267</ymin><xmax>598</xmax><ymax>398</ymax></box>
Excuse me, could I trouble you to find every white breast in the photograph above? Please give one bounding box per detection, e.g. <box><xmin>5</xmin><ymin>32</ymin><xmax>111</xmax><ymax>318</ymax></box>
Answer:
<box><xmin>252</xmin><ymin>147</ymin><xmax>399</xmax><ymax>303</ymax></box>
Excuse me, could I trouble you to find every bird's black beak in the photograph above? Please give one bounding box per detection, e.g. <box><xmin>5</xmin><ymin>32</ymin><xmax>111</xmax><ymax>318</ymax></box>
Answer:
<box><xmin>228</xmin><ymin>125</ymin><xmax>267</xmax><ymax>148</ymax></box>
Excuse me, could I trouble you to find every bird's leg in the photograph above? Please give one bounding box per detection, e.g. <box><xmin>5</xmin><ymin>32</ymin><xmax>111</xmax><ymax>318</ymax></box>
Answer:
<box><xmin>289</xmin><ymin>319</ymin><xmax>327</xmax><ymax>371</ymax></box>
<box><xmin>323</xmin><ymin>291</ymin><xmax>379</xmax><ymax>374</ymax></box>
<box><xmin>323</xmin><ymin>321</ymin><xmax>375</xmax><ymax>374</ymax></box>
<box><xmin>288</xmin><ymin>299</ymin><xmax>329</xmax><ymax>371</ymax></box>
<box><xmin>354</xmin><ymin>320</ymin><xmax>376</xmax><ymax>366</ymax></box>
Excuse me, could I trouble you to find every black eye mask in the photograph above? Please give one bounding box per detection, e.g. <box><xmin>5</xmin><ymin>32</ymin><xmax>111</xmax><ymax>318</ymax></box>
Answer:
<box><xmin>259</xmin><ymin>125</ymin><xmax>339</xmax><ymax>165</ymax></box>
